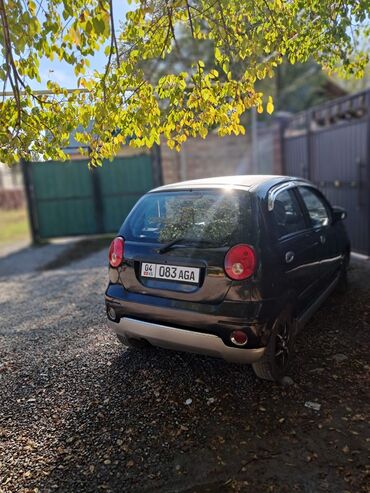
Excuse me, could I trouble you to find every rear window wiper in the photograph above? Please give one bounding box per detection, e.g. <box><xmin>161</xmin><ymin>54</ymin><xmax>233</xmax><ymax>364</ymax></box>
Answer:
<box><xmin>158</xmin><ymin>237</ymin><xmax>185</xmax><ymax>254</ymax></box>
<box><xmin>158</xmin><ymin>238</ymin><xmax>220</xmax><ymax>254</ymax></box>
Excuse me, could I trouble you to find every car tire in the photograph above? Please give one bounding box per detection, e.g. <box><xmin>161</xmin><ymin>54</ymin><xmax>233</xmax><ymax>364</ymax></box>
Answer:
<box><xmin>116</xmin><ymin>334</ymin><xmax>150</xmax><ymax>349</ymax></box>
<box><xmin>252</xmin><ymin>306</ymin><xmax>295</xmax><ymax>382</ymax></box>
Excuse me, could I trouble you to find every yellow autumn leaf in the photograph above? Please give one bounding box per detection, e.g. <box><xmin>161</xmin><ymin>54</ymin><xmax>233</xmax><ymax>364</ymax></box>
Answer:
<box><xmin>267</xmin><ymin>96</ymin><xmax>274</xmax><ymax>114</ymax></box>
<box><xmin>28</xmin><ymin>0</ymin><xmax>36</xmax><ymax>15</ymax></box>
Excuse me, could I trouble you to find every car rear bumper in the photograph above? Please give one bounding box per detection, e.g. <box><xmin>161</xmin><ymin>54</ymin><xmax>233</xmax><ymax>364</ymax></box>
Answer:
<box><xmin>108</xmin><ymin>317</ymin><xmax>266</xmax><ymax>364</ymax></box>
<box><xmin>105</xmin><ymin>284</ymin><xmax>274</xmax><ymax>348</ymax></box>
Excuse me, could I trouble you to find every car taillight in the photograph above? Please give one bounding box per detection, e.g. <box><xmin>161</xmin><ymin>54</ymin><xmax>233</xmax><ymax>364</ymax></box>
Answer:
<box><xmin>224</xmin><ymin>244</ymin><xmax>256</xmax><ymax>280</ymax></box>
<box><xmin>109</xmin><ymin>237</ymin><xmax>124</xmax><ymax>267</ymax></box>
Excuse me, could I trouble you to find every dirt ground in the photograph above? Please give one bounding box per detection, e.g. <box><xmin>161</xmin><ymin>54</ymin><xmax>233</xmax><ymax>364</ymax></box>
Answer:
<box><xmin>0</xmin><ymin>246</ymin><xmax>369</xmax><ymax>493</ymax></box>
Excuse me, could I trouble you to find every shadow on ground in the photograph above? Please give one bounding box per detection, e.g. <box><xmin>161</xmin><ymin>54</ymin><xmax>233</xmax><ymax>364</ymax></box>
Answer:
<box><xmin>0</xmin><ymin>236</ymin><xmax>111</xmax><ymax>278</ymax></box>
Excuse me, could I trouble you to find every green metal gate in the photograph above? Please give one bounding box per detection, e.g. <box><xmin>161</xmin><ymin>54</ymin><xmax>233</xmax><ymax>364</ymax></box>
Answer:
<box><xmin>23</xmin><ymin>151</ymin><xmax>161</xmax><ymax>241</ymax></box>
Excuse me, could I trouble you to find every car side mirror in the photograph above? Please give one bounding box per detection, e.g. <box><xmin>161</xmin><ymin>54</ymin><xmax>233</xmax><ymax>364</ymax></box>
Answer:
<box><xmin>332</xmin><ymin>206</ymin><xmax>347</xmax><ymax>223</ymax></box>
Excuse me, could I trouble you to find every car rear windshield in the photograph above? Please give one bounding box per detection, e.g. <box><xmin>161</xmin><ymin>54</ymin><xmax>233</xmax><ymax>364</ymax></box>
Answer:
<box><xmin>121</xmin><ymin>189</ymin><xmax>253</xmax><ymax>246</ymax></box>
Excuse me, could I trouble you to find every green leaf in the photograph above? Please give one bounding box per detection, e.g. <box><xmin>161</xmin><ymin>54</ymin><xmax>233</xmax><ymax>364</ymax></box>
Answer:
<box><xmin>93</xmin><ymin>17</ymin><xmax>105</xmax><ymax>35</ymax></box>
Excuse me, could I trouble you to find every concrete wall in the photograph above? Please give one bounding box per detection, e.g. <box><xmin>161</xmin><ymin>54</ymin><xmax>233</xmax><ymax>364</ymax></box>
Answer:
<box><xmin>0</xmin><ymin>163</ymin><xmax>23</xmax><ymax>190</ymax></box>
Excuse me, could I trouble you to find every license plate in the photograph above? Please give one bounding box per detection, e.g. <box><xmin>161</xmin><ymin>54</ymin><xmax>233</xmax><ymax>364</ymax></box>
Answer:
<box><xmin>141</xmin><ymin>262</ymin><xmax>200</xmax><ymax>284</ymax></box>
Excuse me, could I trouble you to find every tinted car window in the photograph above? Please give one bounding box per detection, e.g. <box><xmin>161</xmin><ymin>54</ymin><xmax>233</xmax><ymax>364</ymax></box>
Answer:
<box><xmin>298</xmin><ymin>187</ymin><xmax>330</xmax><ymax>227</ymax></box>
<box><xmin>272</xmin><ymin>189</ymin><xmax>306</xmax><ymax>238</ymax></box>
<box><xmin>122</xmin><ymin>190</ymin><xmax>253</xmax><ymax>246</ymax></box>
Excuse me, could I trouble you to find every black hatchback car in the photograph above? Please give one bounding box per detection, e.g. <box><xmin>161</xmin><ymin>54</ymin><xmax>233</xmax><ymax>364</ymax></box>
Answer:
<box><xmin>105</xmin><ymin>175</ymin><xmax>350</xmax><ymax>381</ymax></box>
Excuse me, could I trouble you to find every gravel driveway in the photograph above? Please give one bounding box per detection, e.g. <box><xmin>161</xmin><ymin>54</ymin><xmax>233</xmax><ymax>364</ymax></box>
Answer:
<box><xmin>0</xmin><ymin>247</ymin><xmax>369</xmax><ymax>493</ymax></box>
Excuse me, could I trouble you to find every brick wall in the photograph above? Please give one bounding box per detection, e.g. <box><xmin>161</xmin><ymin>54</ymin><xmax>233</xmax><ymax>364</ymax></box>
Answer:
<box><xmin>0</xmin><ymin>189</ymin><xmax>25</xmax><ymax>209</ymax></box>
<box><xmin>256</xmin><ymin>121</ymin><xmax>284</xmax><ymax>176</ymax></box>
<box><xmin>0</xmin><ymin>163</ymin><xmax>25</xmax><ymax>209</ymax></box>
<box><xmin>160</xmin><ymin>123</ymin><xmax>283</xmax><ymax>185</ymax></box>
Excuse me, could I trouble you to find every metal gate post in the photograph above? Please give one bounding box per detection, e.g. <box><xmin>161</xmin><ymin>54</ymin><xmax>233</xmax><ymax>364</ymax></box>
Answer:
<box><xmin>305</xmin><ymin>110</ymin><xmax>312</xmax><ymax>180</ymax></box>
<box><xmin>275</xmin><ymin>113</ymin><xmax>291</xmax><ymax>175</ymax></box>
<box><xmin>150</xmin><ymin>144</ymin><xmax>163</xmax><ymax>187</ymax></box>
<box><xmin>21</xmin><ymin>159</ymin><xmax>40</xmax><ymax>244</ymax></box>
<box><xmin>366</xmin><ymin>90</ymin><xmax>370</xmax><ymax>256</ymax></box>
<box><xmin>90</xmin><ymin>166</ymin><xmax>104</xmax><ymax>234</ymax></box>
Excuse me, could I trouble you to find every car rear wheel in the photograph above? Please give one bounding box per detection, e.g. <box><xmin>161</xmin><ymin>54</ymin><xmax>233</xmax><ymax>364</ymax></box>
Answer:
<box><xmin>252</xmin><ymin>307</ymin><xmax>295</xmax><ymax>382</ymax></box>
<box><xmin>116</xmin><ymin>334</ymin><xmax>151</xmax><ymax>349</ymax></box>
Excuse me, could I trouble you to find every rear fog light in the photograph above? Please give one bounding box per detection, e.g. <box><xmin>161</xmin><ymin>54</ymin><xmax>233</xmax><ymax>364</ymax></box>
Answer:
<box><xmin>230</xmin><ymin>330</ymin><xmax>248</xmax><ymax>346</ymax></box>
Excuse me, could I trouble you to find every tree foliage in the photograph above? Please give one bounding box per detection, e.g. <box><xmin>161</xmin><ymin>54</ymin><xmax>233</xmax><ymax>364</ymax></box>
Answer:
<box><xmin>0</xmin><ymin>0</ymin><xmax>369</xmax><ymax>165</ymax></box>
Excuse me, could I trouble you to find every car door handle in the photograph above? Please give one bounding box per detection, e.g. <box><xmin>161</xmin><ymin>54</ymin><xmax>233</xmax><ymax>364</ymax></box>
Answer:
<box><xmin>319</xmin><ymin>235</ymin><xmax>326</xmax><ymax>244</ymax></box>
<box><xmin>285</xmin><ymin>251</ymin><xmax>295</xmax><ymax>264</ymax></box>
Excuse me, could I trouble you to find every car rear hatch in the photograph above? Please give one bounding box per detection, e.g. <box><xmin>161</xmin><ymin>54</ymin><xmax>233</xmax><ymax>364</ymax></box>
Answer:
<box><xmin>117</xmin><ymin>187</ymin><xmax>255</xmax><ymax>304</ymax></box>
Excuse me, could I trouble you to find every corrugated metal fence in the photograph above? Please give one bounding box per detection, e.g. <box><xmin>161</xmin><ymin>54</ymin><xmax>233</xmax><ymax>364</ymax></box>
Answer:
<box><xmin>283</xmin><ymin>90</ymin><xmax>370</xmax><ymax>256</ymax></box>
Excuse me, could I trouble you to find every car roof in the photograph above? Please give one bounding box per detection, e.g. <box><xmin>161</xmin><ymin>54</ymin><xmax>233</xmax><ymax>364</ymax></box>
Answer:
<box><xmin>150</xmin><ymin>175</ymin><xmax>308</xmax><ymax>195</ymax></box>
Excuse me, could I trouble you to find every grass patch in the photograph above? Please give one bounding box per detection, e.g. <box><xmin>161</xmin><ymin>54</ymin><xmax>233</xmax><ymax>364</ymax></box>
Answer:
<box><xmin>0</xmin><ymin>208</ymin><xmax>30</xmax><ymax>244</ymax></box>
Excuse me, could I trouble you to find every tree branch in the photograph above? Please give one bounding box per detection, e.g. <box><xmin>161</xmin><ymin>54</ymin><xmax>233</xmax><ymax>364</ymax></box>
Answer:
<box><xmin>166</xmin><ymin>1</ymin><xmax>184</xmax><ymax>60</ymax></box>
<box><xmin>101</xmin><ymin>0</ymin><xmax>116</xmax><ymax>101</ymax></box>
<box><xmin>0</xmin><ymin>0</ymin><xmax>21</xmax><ymax>127</ymax></box>
<box><xmin>185</xmin><ymin>0</ymin><xmax>194</xmax><ymax>38</ymax></box>
<box><xmin>217</xmin><ymin>0</ymin><xmax>232</xmax><ymax>54</ymax></box>
<box><xmin>109</xmin><ymin>0</ymin><xmax>120</xmax><ymax>67</ymax></box>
